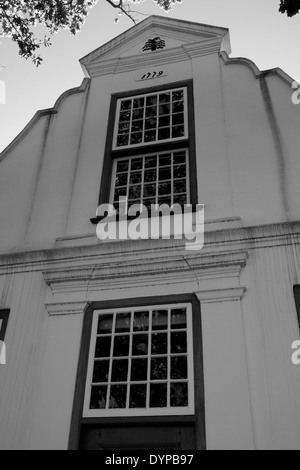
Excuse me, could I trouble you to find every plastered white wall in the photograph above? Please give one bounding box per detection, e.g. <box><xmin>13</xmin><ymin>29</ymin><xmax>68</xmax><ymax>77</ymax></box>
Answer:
<box><xmin>0</xmin><ymin>271</ymin><xmax>49</xmax><ymax>449</ymax></box>
<box><xmin>29</xmin><ymin>313</ymin><xmax>83</xmax><ymax>450</ymax></box>
<box><xmin>1</xmin><ymin>52</ymin><xmax>300</xmax><ymax>250</ymax></box>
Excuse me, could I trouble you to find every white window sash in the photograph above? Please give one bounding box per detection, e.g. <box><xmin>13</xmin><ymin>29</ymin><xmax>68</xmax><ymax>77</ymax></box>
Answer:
<box><xmin>113</xmin><ymin>88</ymin><xmax>189</xmax><ymax>151</ymax></box>
<box><xmin>109</xmin><ymin>149</ymin><xmax>191</xmax><ymax>211</ymax></box>
<box><xmin>83</xmin><ymin>304</ymin><xmax>195</xmax><ymax>418</ymax></box>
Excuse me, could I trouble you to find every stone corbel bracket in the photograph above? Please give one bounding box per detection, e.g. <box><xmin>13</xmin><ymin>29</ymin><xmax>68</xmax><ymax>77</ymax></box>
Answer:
<box><xmin>45</xmin><ymin>301</ymin><xmax>90</xmax><ymax>317</ymax></box>
<box><xmin>196</xmin><ymin>287</ymin><xmax>246</xmax><ymax>304</ymax></box>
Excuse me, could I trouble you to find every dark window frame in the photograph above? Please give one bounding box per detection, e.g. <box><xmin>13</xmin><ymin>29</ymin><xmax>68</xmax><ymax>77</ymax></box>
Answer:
<box><xmin>68</xmin><ymin>295</ymin><xmax>206</xmax><ymax>450</ymax></box>
<box><xmin>293</xmin><ymin>286</ymin><xmax>300</xmax><ymax>330</ymax></box>
<box><xmin>91</xmin><ymin>80</ymin><xmax>198</xmax><ymax>225</ymax></box>
<box><xmin>0</xmin><ymin>310</ymin><xmax>10</xmax><ymax>342</ymax></box>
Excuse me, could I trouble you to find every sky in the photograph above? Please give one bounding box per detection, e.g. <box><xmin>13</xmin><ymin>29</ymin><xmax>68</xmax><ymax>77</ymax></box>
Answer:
<box><xmin>0</xmin><ymin>0</ymin><xmax>300</xmax><ymax>153</ymax></box>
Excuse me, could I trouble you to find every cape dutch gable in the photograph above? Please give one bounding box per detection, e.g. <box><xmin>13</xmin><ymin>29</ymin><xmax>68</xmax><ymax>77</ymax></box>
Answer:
<box><xmin>0</xmin><ymin>15</ymin><xmax>300</xmax><ymax>451</ymax></box>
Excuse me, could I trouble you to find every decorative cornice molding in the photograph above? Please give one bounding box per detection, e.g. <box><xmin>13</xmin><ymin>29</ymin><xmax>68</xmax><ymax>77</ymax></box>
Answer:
<box><xmin>195</xmin><ymin>287</ymin><xmax>246</xmax><ymax>304</ymax></box>
<box><xmin>45</xmin><ymin>301</ymin><xmax>90</xmax><ymax>316</ymax></box>
<box><xmin>0</xmin><ymin>220</ymin><xmax>300</xmax><ymax>276</ymax></box>
<box><xmin>42</xmin><ymin>251</ymin><xmax>248</xmax><ymax>296</ymax></box>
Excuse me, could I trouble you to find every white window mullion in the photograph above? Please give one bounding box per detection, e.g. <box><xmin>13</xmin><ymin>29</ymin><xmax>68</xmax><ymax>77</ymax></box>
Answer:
<box><xmin>129</xmin><ymin>98</ymin><xmax>134</xmax><ymax>147</ymax></box>
<box><xmin>141</xmin><ymin>157</ymin><xmax>146</xmax><ymax>209</ymax></box>
<box><xmin>125</xmin><ymin>312</ymin><xmax>133</xmax><ymax>410</ymax></box>
<box><xmin>106</xmin><ymin>313</ymin><xmax>117</xmax><ymax>410</ymax></box>
<box><xmin>171</xmin><ymin>152</ymin><xmax>174</xmax><ymax>207</ymax></box>
<box><xmin>146</xmin><ymin>309</ymin><xmax>153</xmax><ymax>410</ymax></box>
<box><xmin>155</xmin><ymin>154</ymin><xmax>159</xmax><ymax>206</ymax></box>
<box><xmin>156</xmin><ymin>98</ymin><xmax>159</xmax><ymax>142</ymax></box>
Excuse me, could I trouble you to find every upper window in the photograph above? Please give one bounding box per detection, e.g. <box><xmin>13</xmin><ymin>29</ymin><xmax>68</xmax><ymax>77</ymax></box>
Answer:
<box><xmin>83</xmin><ymin>304</ymin><xmax>195</xmax><ymax>418</ymax></box>
<box><xmin>113</xmin><ymin>88</ymin><xmax>188</xmax><ymax>150</ymax></box>
<box><xmin>0</xmin><ymin>310</ymin><xmax>10</xmax><ymax>342</ymax></box>
<box><xmin>94</xmin><ymin>81</ymin><xmax>198</xmax><ymax>226</ymax></box>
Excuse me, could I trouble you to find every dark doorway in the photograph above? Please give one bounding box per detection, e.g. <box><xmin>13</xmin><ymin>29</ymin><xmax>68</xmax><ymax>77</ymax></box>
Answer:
<box><xmin>80</xmin><ymin>422</ymin><xmax>195</xmax><ymax>450</ymax></box>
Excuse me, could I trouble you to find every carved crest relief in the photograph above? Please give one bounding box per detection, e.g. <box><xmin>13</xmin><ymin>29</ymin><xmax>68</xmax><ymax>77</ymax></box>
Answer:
<box><xmin>142</xmin><ymin>37</ymin><xmax>166</xmax><ymax>52</ymax></box>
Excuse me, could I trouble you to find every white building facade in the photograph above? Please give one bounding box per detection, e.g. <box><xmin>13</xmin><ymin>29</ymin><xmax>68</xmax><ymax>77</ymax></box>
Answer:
<box><xmin>0</xmin><ymin>16</ymin><xmax>300</xmax><ymax>450</ymax></box>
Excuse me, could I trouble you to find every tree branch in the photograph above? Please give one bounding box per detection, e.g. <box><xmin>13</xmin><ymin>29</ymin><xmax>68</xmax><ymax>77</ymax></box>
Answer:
<box><xmin>105</xmin><ymin>0</ymin><xmax>137</xmax><ymax>23</ymax></box>
<box><xmin>0</xmin><ymin>0</ymin><xmax>185</xmax><ymax>65</ymax></box>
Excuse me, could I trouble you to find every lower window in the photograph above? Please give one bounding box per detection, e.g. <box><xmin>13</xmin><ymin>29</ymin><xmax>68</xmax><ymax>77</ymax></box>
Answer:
<box><xmin>69</xmin><ymin>296</ymin><xmax>205</xmax><ymax>450</ymax></box>
<box><xmin>83</xmin><ymin>304</ymin><xmax>195</xmax><ymax>418</ymax></box>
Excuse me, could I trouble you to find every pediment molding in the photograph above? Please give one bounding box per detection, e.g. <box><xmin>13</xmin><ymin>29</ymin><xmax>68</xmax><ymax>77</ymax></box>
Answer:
<box><xmin>85</xmin><ymin>37</ymin><xmax>224</xmax><ymax>77</ymax></box>
<box><xmin>80</xmin><ymin>16</ymin><xmax>230</xmax><ymax>77</ymax></box>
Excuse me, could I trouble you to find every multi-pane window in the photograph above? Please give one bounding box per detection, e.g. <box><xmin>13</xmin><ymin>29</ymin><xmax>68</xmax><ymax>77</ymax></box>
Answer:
<box><xmin>114</xmin><ymin>88</ymin><xmax>188</xmax><ymax>149</ymax></box>
<box><xmin>93</xmin><ymin>83</ymin><xmax>196</xmax><ymax>227</ymax></box>
<box><xmin>83</xmin><ymin>305</ymin><xmax>195</xmax><ymax>417</ymax></box>
<box><xmin>111</xmin><ymin>150</ymin><xmax>189</xmax><ymax>212</ymax></box>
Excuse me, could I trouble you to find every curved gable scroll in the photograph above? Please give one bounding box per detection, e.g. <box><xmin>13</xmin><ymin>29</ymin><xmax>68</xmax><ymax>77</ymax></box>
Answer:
<box><xmin>220</xmin><ymin>51</ymin><xmax>295</xmax><ymax>88</ymax></box>
<box><xmin>0</xmin><ymin>78</ymin><xmax>91</xmax><ymax>164</ymax></box>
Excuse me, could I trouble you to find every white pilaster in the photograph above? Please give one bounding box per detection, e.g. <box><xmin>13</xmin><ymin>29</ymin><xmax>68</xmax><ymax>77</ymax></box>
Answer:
<box><xmin>196</xmin><ymin>288</ymin><xmax>255</xmax><ymax>450</ymax></box>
